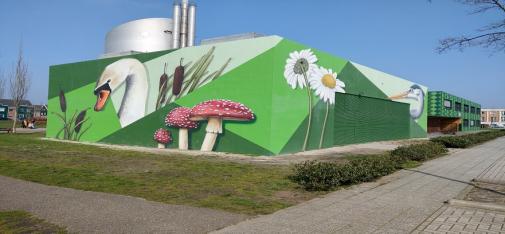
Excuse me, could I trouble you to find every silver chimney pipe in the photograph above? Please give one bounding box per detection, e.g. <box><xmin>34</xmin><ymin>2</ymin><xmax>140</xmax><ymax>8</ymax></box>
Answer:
<box><xmin>172</xmin><ymin>1</ymin><xmax>181</xmax><ymax>49</ymax></box>
<box><xmin>180</xmin><ymin>0</ymin><xmax>189</xmax><ymax>48</ymax></box>
<box><xmin>187</xmin><ymin>3</ymin><xmax>196</xmax><ymax>47</ymax></box>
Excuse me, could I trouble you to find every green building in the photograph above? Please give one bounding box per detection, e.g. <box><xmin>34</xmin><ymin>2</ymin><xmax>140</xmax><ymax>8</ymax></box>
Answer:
<box><xmin>0</xmin><ymin>104</ymin><xmax>7</xmax><ymax>120</ymax></box>
<box><xmin>47</xmin><ymin>36</ymin><xmax>429</xmax><ymax>155</ymax></box>
<box><xmin>428</xmin><ymin>91</ymin><xmax>481</xmax><ymax>133</ymax></box>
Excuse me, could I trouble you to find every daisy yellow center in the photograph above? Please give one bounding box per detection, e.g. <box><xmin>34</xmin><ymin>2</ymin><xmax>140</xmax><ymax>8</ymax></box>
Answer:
<box><xmin>321</xmin><ymin>74</ymin><xmax>336</xmax><ymax>88</ymax></box>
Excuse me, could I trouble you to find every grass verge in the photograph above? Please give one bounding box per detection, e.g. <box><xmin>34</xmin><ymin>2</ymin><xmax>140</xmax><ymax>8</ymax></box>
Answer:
<box><xmin>0</xmin><ymin>133</ymin><xmax>321</xmax><ymax>215</ymax></box>
<box><xmin>0</xmin><ymin>210</ymin><xmax>67</xmax><ymax>234</ymax></box>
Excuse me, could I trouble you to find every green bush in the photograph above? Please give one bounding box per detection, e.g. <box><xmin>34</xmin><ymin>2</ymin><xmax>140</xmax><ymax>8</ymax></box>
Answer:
<box><xmin>391</xmin><ymin>142</ymin><xmax>448</xmax><ymax>162</ymax></box>
<box><xmin>431</xmin><ymin>130</ymin><xmax>505</xmax><ymax>148</ymax></box>
<box><xmin>290</xmin><ymin>142</ymin><xmax>449</xmax><ymax>191</ymax></box>
<box><xmin>431</xmin><ymin>136</ymin><xmax>472</xmax><ymax>148</ymax></box>
<box><xmin>289</xmin><ymin>155</ymin><xmax>398</xmax><ymax>191</ymax></box>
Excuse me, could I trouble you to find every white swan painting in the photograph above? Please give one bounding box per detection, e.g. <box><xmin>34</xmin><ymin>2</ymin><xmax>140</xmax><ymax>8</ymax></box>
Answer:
<box><xmin>388</xmin><ymin>84</ymin><xmax>425</xmax><ymax>120</ymax></box>
<box><xmin>94</xmin><ymin>58</ymin><xmax>149</xmax><ymax>127</ymax></box>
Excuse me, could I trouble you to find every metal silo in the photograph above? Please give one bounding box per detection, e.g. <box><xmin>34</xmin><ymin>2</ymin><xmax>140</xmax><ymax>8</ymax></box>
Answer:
<box><xmin>180</xmin><ymin>0</ymin><xmax>189</xmax><ymax>47</ymax></box>
<box><xmin>172</xmin><ymin>2</ymin><xmax>181</xmax><ymax>48</ymax></box>
<box><xmin>103</xmin><ymin>18</ymin><xmax>173</xmax><ymax>58</ymax></box>
<box><xmin>187</xmin><ymin>2</ymin><xmax>196</xmax><ymax>47</ymax></box>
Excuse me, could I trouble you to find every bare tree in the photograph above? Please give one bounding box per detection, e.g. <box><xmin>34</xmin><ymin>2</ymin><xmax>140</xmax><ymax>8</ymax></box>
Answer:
<box><xmin>0</xmin><ymin>69</ymin><xmax>5</xmax><ymax>99</ymax></box>
<box><xmin>9</xmin><ymin>45</ymin><xmax>30</xmax><ymax>133</ymax></box>
<box><xmin>436</xmin><ymin>0</ymin><xmax>505</xmax><ymax>53</ymax></box>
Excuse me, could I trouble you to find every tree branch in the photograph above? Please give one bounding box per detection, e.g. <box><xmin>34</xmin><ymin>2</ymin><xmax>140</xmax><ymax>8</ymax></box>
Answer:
<box><xmin>437</xmin><ymin>31</ymin><xmax>505</xmax><ymax>53</ymax></box>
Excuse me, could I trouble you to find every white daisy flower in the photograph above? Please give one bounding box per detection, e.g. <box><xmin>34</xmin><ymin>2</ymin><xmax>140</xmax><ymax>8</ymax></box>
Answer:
<box><xmin>309</xmin><ymin>66</ymin><xmax>345</xmax><ymax>104</ymax></box>
<box><xmin>284</xmin><ymin>49</ymin><xmax>318</xmax><ymax>89</ymax></box>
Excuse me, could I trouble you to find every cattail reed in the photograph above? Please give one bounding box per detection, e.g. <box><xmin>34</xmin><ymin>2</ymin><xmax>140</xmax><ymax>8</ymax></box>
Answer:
<box><xmin>74</xmin><ymin>109</ymin><xmax>87</xmax><ymax>134</ymax></box>
<box><xmin>59</xmin><ymin>89</ymin><xmax>67</xmax><ymax>113</ymax></box>
<box><xmin>172</xmin><ymin>58</ymin><xmax>185</xmax><ymax>95</ymax></box>
<box><xmin>159</xmin><ymin>63</ymin><xmax>169</xmax><ymax>103</ymax></box>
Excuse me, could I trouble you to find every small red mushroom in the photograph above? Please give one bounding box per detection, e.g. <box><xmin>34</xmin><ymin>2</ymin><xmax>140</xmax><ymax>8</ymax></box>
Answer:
<box><xmin>165</xmin><ymin>107</ymin><xmax>198</xmax><ymax>150</ymax></box>
<box><xmin>190</xmin><ymin>100</ymin><xmax>254</xmax><ymax>151</ymax></box>
<box><xmin>153</xmin><ymin>128</ymin><xmax>171</xmax><ymax>149</ymax></box>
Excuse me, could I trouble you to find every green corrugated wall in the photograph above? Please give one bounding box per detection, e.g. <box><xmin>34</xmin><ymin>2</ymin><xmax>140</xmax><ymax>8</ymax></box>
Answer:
<box><xmin>333</xmin><ymin>93</ymin><xmax>411</xmax><ymax>145</ymax></box>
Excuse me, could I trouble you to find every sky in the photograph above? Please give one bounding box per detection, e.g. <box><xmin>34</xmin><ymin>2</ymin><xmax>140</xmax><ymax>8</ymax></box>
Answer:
<box><xmin>0</xmin><ymin>0</ymin><xmax>503</xmax><ymax>107</ymax></box>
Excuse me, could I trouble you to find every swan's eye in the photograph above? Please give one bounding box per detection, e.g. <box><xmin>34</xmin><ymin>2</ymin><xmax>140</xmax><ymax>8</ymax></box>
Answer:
<box><xmin>107</xmin><ymin>79</ymin><xmax>111</xmax><ymax>83</ymax></box>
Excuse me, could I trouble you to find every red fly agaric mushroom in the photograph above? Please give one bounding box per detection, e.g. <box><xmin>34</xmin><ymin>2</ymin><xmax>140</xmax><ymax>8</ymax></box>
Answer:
<box><xmin>153</xmin><ymin>128</ymin><xmax>171</xmax><ymax>149</ymax></box>
<box><xmin>165</xmin><ymin>107</ymin><xmax>198</xmax><ymax>150</ymax></box>
<box><xmin>190</xmin><ymin>100</ymin><xmax>254</xmax><ymax>151</ymax></box>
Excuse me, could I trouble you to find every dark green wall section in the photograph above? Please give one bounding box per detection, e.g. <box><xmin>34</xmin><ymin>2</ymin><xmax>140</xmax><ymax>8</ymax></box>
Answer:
<box><xmin>333</xmin><ymin>93</ymin><xmax>411</xmax><ymax>145</ymax></box>
<box><xmin>48</xmin><ymin>50</ymin><xmax>175</xmax><ymax>100</ymax></box>
<box><xmin>280</xmin><ymin>93</ymin><xmax>411</xmax><ymax>154</ymax></box>
<box><xmin>99</xmin><ymin>103</ymin><xmax>274</xmax><ymax>156</ymax></box>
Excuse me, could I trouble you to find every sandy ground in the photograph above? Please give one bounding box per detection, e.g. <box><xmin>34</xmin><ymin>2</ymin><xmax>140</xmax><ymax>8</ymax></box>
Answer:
<box><xmin>42</xmin><ymin>137</ymin><xmax>428</xmax><ymax>165</ymax></box>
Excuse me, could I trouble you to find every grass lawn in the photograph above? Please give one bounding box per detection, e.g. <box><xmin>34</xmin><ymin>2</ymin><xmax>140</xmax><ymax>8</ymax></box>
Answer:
<box><xmin>0</xmin><ymin>133</ymin><xmax>322</xmax><ymax>215</ymax></box>
<box><xmin>0</xmin><ymin>210</ymin><xmax>67</xmax><ymax>234</ymax></box>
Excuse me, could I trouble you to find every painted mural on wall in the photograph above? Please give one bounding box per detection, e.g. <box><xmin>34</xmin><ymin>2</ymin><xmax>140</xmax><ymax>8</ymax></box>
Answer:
<box><xmin>46</xmin><ymin>35</ymin><xmax>428</xmax><ymax>155</ymax></box>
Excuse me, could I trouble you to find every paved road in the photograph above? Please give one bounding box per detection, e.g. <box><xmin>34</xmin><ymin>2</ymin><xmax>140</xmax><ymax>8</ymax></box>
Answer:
<box><xmin>214</xmin><ymin>137</ymin><xmax>505</xmax><ymax>233</ymax></box>
<box><xmin>0</xmin><ymin>176</ymin><xmax>248</xmax><ymax>234</ymax></box>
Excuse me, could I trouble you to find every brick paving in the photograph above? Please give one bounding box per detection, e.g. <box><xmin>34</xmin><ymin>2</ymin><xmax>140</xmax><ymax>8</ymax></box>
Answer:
<box><xmin>414</xmin><ymin>205</ymin><xmax>505</xmax><ymax>234</ymax></box>
<box><xmin>476</xmin><ymin>155</ymin><xmax>505</xmax><ymax>185</ymax></box>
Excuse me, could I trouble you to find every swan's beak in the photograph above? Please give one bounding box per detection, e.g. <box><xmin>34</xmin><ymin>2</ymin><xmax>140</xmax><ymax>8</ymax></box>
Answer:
<box><xmin>94</xmin><ymin>82</ymin><xmax>112</xmax><ymax>112</ymax></box>
<box><xmin>388</xmin><ymin>91</ymin><xmax>409</xmax><ymax>100</ymax></box>
<box><xmin>94</xmin><ymin>90</ymin><xmax>110</xmax><ymax>111</ymax></box>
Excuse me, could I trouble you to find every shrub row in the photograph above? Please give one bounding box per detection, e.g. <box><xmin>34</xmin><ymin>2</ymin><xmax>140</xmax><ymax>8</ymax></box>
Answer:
<box><xmin>290</xmin><ymin>142</ymin><xmax>447</xmax><ymax>191</ymax></box>
<box><xmin>431</xmin><ymin>130</ymin><xmax>505</xmax><ymax>148</ymax></box>
<box><xmin>288</xmin><ymin>155</ymin><xmax>398</xmax><ymax>191</ymax></box>
<box><xmin>390</xmin><ymin>142</ymin><xmax>448</xmax><ymax>162</ymax></box>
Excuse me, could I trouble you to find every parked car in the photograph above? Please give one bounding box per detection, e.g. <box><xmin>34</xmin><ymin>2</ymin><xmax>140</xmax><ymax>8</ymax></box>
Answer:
<box><xmin>490</xmin><ymin>123</ymin><xmax>505</xmax><ymax>129</ymax></box>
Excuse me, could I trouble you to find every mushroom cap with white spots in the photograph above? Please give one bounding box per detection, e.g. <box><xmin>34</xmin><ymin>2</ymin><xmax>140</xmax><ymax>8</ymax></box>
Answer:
<box><xmin>190</xmin><ymin>99</ymin><xmax>255</xmax><ymax>121</ymax></box>
<box><xmin>165</xmin><ymin>107</ymin><xmax>198</xmax><ymax>129</ymax></box>
<box><xmin>153</xmin><ymin>128</ymin><xmax>171</xmax><ymax>144</ymax></box>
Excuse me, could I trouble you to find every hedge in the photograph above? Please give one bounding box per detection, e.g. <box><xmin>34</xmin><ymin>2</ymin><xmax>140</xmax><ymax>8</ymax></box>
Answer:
<box><xmin>431</xmin><ymin>130</ymin><xmax>505</xmax><ymax>148</ymax></box>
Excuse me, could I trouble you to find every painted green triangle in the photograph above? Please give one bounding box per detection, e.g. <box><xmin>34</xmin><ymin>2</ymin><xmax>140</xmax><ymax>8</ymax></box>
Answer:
<box><xmin>46</xmin><ymin>83</ymin><xmax>121</xmax><ymax>142</ymax></box>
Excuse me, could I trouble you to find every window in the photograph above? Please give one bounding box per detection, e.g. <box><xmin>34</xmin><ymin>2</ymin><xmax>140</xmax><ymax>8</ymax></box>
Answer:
<box><xmin>502</xmin><ymin>116</ymin><xmax>505</xmax><ymax>122</ymax></box>
<box><xmin>477</xmin><ymin>120</ymin><xmax>480</xmax><ymax>126</ymax></box>
<box><xmin>463</xmin><ymin>119</ymin><xmax>469</xmax><ymax>127</ymax></box>
<box><xmin>0</xmin><ymin>107</ymin><xmax>5</xmax><ymax>112</ymax></box>
<box><xmin>455</xmin><ymin>102</ymin><xmax>462</xmax><ymax>111</ymax></box>
<box><xmin>477</xmin><ymin>108</ymin><xmax>480</xmax><ymax>114</ymax></box>
<box><xmin>470</xmin><ymin>120</ymin><xmax>474</xmax><ymax>126</ymax></box>
<box><xmin>471</xmin><ymin>106</ymin><xmax>475</xmax><ymax>114</ymax></box>
<box><xmin>464</xmin><ymin>105</ymin><xmax>469</xmax><ymax>113</ymax></box>
<box><xmin>443</xmin><ymin>100</ymin><xmax>452</xmax><ymax>109</ymax></box>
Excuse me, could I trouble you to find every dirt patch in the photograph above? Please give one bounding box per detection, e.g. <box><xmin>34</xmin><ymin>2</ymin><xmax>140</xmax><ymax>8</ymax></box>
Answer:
<box><xmin>464</xmin><ymin>182</ymin><xmax>505</xmax><ymax>205</ymax></box>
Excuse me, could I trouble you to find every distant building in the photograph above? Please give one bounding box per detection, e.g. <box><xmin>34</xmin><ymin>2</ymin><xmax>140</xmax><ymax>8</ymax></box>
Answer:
<box><xmin>481</xmin><ymin>109</ymin><xmax>505</xmax><ymax>127</ymax></box>
<box><xmin>427</xmin><ymin>91</ymin><xmax>481</xmax><ymax>133</ymax></box>
<box><xmin>0</xmin><ymin>99</ymin><xmax>35</xmax><ymax>120</ymax></box>
<box><xmin>33</xmin><ymin>105</ymin><xmax>48</xmax><ymax>118</ymax></box>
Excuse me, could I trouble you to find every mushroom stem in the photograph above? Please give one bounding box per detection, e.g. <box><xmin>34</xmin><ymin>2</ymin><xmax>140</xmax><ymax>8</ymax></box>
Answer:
<box><xmin>201</xmin><ymin>133</ymin><xmax>218</xmax><ymax>151</ymax></box>
<box><xmin>201</xmin><ymin>117</ymin><xmax>222</xmax><ymax>151</ymax></box>
<box><xmin>158</xmin><ymin>143</ymin><xmax>165</xmax><ymax>149</ymax></box>
<box><xmin>179</xmin><ymin>128</ymin><xmax>189</xmax><ymax>150</ymax></box>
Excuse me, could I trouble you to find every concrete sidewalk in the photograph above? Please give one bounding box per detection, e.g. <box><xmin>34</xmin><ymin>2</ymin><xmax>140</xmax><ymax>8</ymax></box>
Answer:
<box><xmin>214</xmin><ymin>137</ymin><xmax>505</xmax><ymax>233</ymax></box>
<box><xmin>0</xmin><ymin>176</ymin><xmax>248</xmax><ymax>234</ymax></box>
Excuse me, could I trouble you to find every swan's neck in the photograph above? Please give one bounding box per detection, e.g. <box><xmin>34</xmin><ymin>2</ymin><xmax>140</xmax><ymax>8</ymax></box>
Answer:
<box><xmin>118</xmin><ymin>64</ymin><xmax>148</xmax><ymax>127</ymax></box>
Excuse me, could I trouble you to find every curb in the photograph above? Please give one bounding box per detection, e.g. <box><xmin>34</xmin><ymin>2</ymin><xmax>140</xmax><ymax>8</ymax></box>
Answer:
<box><xmin>447</xmin><ymin>199</ymin><xmax>505</xmax><ymax>212</ymax></box>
